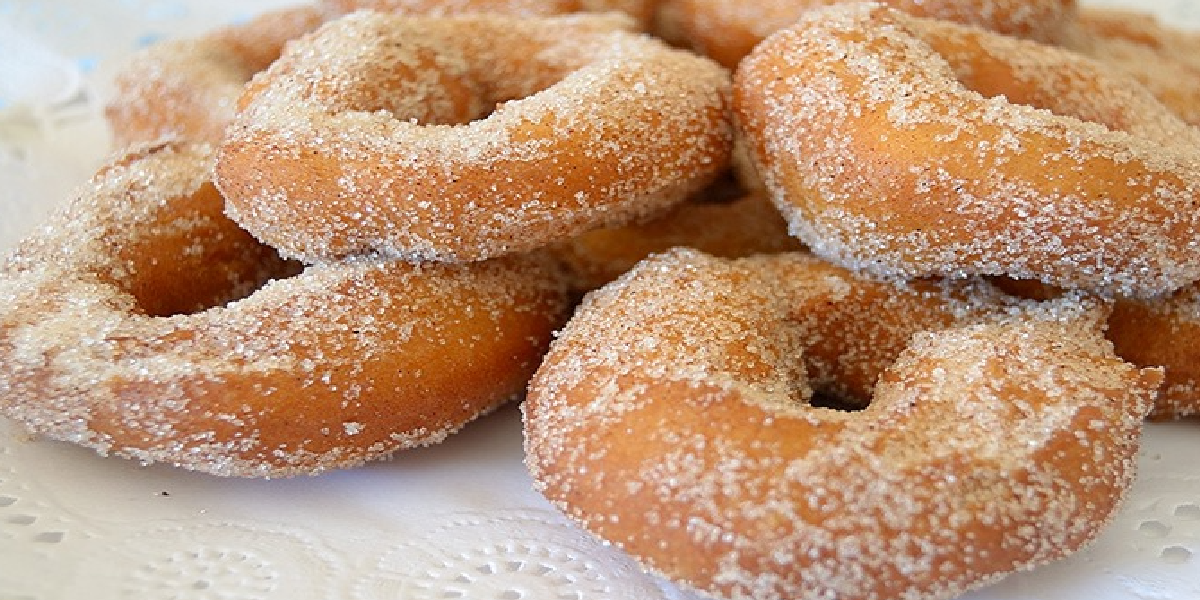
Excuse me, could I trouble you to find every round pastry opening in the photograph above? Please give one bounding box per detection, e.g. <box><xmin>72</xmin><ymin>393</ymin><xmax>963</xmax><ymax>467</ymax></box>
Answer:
<box><xmin>132</xmin><ymin>251</ymin><xmax>302</xmax><ymax>319</ymax></box>
<box><xmin>808</xmin><ymin>390</ymin><xmax>868</xmax><ymax>413</ymax></box>
<box><xmin>123</xmin><ymin>183</ymin><xmax>305</xmax><ymax>318</ymax></box>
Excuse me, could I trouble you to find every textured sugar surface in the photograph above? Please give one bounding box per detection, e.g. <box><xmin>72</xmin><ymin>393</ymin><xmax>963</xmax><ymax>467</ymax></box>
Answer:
<box><xmin>322</xmin><ymin>0</ymin><xmax>654</xmax><ymax>22</ymax></box>
<box><xmin>1061</xmin><ymin>8</ymin><xmax>1200</xmax><ymax>125</ymax></box>
<box><xmin>525</xmin><ymin>249</ymin><xmax>1158</xmax><ymax>600</ymax></box>
<box><xmin>217</xmin><ymin>12</ymin><xmax>733</xmax><ymax>263</ymax></box>
<box><xmin>734</xmin><ymin>4</ymin><xmax>1200</xmax><ymax>297</ymax></box>
<box><xmin>106</xmin><ymin>5</ymin><xmax>327</xmax><ymax>144</ymax></box>
<box><xmin>680</xmin><ymin>0</ymin><xmax>1074</xmax><ymax>41</ymax></box>
<box><xmin>0</xmin><ymin>143</ymin><xmax>568</xmax><ymax>477</ymax></box>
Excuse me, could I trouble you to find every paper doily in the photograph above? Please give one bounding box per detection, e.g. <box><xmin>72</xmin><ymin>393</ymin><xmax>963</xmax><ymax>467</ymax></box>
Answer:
<box><xmin>1</xmin><ymin>1</ymin><xmax>1198</xmax><ymax>599</ymax></box>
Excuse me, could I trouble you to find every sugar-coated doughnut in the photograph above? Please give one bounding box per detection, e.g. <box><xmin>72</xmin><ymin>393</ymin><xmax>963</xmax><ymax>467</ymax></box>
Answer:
<box><xmin>553</xmin><ymin>189</ymin><xmax>802</xmax><ymax>293</ymax></box>
<box><xmin>524</xmin><ymin>248</ymin><xmax>1160</xmax><ymax>600</ymax></box>
<box><xmin>321</xmin><ymin>0</ymin><xmax>658</xmax><ymax>29</ymax></box>
<box><xmin>215</xmin><ymin>12</ymin><xmax>734</xmax><ymax>264</ymax></box>
<box><xmin>0</xmin><ymin>141</ymin><xmax>571</xmax><ymax>477</ymax></box>
<box><xmin>735</xmin><ymin>3</ymin><xmax>1200</xmax><ymax>298</ymax></box>
<box><xmin>657</xmin><ymin>0</ymin><xmax>1078</xmax><ymax>68</ymax></box>
<box><xmin>1062</xmin><ymin>8</ymin><xmax>1200</xmax><ymax>126</ymax></box>
<box><xmin>992</xmin><ymin>276</ymin><xmax>1200</xmax><ymax>421</ymax></box>
<box><xmin>1109</xmin><ymin>285</ymin><xmax>1200</xmax><ymax>420</ymax></box>
<box><xmin>105</xmin><ymin>5</ymin><xmax>328</xmax><ymax>147</ymax></box>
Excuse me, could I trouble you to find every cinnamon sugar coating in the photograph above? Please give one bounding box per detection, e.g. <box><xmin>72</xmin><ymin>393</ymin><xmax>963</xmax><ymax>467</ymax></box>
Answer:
<box><xmin>321</xmin><ymin>0</ymin><xmax>659</xmax><ymax>29</ymax></box>
<box><xmin>524</xmin><ymin>249</ymin><xmax>1160</xmax><ymax>600</ymax></box>
<box><xmin>992</xmin><ymin>276</ymin><xmax>1200</xmax><ymax>420</ymax></box>
<box><xmin>215</xmin><ymin>12</ymin><xmax>734</xmax><ymax>264</ymax></box>
<box><xmin>1062</xmin><ymin>8</ymin><xmax>1200</xmax><ymax>126</ymax></box>
<box><xmin>553</xmin><ymin>190</ymin><xmax>803</xmax><ymax>293</ymax></box>
<box><xmin>734</xmin><ymin>4</ymin><xmax>1200</xmax><ymax>298</ymax></box>
<box><xmin>105</xmin><ymin>5</ymin><xmax>329</xmax><ymax>147</ymax></box>
<box><xmin>0</xmin><ymin>142</ymin><xmax>572</xmax><ymax>477</ymax></box>
<box><xmin>657</xmin><ymin>0</ymin><xmax>1078</xmax><ymax>68</ymax></box>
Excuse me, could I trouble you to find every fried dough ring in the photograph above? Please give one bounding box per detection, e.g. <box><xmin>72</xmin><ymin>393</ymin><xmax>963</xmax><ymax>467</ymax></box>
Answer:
<box><xmin>734</xmin><ymin>4</ymin><xmax>1200</xmax><ymax>298</ymax></box>
<box><xmin>104</xmin><ymin>5</ymin><xmax>328</xmax><ymax>147</ymax></box>
<box><xmin>321</xmin><ymin>0</ymin><xmax>658</xmax><ymax>29</ymax></box>
<box><xmin>657</xmin><ymin>0</ymin><xmax>1078</xmax><ymax>68</ymax></box>
<box><xmin>525</xmin><ymin>249</ymin><xmax>1160</xmax><ymax>600</ymax></box>
<box><xmin>0</xmin><ymin>141</ymin><xmax>571</xmax><ymax>477</ymax></box>
<box><xmin>1109</xmin><ymin>285</ymin><xmax>1200</xmax><ymax>420</ymax></box>
<box><xmin>215</xmin><ymin>12</ymin><xmax>733</xmax><ymax>263</ymax></box>
<box><xmin>1062</xmin><ymin>8</ymin><xmax>1200</xmax><ymax>126</ymax></box>
<box><xmin>553</xmin><ymin>190</ymin><xmax>802</xmax><ymax>293</ymax></box>
<box><xmin>993</xmin><ymin>276</ymin><xmax>1200</xmax><ymax>420</ymax></box>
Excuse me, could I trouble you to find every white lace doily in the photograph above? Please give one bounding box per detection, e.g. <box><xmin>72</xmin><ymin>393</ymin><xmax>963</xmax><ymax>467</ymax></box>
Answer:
<box><xmin>1</xmin><ymin>2</ymin><xmax>1198</xmax><ymax>599</ymax></box>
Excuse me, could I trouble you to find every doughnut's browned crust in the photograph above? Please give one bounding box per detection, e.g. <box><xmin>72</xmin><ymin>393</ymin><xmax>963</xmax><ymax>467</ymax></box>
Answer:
<box><xmin>215</xmin><ymin>12</ymin><xmax>734</xmax><ymax>264</ymax></box>
<box><xmin>1063</xmin><ymin>8</ymin><xmax>1200</xmax><ymax>126</ymax></box>
<box><xmin>104</xmin><ymin>5</ymin><xmax>328</xmax><ymax>147</ymax></box>
<box><xmin>658</xmin><ymin>0</ymin><xmax>1078</xmax><ymax>68</ymax></box>
<box><xmin>553</xmin><ymin>192</ymin><xmax>802</xmax><ymax>293</ymax></box>
<box><xmin>321</xmin><ymin>0</ymin><xmax>658</xmax><ymax>29</ymax></box>
<box><xmin>1107</xmin><ymin>287</ymin><xmax>1200</xmax><ymax>420</ymax></box>
<box><xmin>524</xmin><ymin>249</ymin><xmax>1160</xmax><ymax>600</ymax></box>
<box><xmin>734</xmin><ymin>4</ymin><xmax>1200</xmax><ymax>298</ymax></box>
<box><xmin>991</xmin><ymin>276</ymin><xmax>1200</xmax><ymax>420</ymax></box>
<box><xmin>0</xmin><ymin>141</ymin><xmax>572</xmax><ymax>478</ymax></box>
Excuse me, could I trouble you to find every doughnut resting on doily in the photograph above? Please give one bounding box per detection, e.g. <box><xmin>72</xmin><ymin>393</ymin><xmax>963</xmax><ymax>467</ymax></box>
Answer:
<box><xmin>524</xmin><ymin>248</ymin><xmax>1160</xmax><ymax>600</ymax></box>
<box><xmin>0</xmin><ymin>141</ymin><xmax>572</xmax><ymax>477</ymax></box>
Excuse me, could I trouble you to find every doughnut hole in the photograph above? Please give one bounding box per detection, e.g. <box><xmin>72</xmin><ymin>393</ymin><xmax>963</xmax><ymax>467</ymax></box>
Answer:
<box><xmin>217</xmin><ymin>13</ymin><xmax>734</xmax><ymax>263</ymax></box>
<box><xmin>784</xmin><ymin>265</ymin><xmax>1004</xmax><ymax>410</ymax></box>
<box><xmin>111</xmin><ymin>181</ymin><xmax>301</xmax><ymax>318</ymax></box>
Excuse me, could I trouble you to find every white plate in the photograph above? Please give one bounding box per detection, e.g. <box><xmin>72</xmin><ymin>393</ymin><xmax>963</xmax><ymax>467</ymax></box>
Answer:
<box><xmin>1</xmin><ymin>1</ymin><xmax>1198</xmax><ymax>599</ymax></box>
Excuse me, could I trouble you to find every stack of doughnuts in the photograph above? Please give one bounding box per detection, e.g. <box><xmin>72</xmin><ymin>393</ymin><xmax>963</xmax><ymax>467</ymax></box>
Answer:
<box><xmin>529</xmin><ymin>3</ymin><xmax>1193</xmax><ymax>600</ymax></box>
<box><xmin>3</xmin><ymin>7</ymin><xmax>734</xmax><ymax>477</ymax></box>
<box><xmin>2</xmin><ymin>0</ymin><xmax>1198</xmax><ymax>598</ymax></box>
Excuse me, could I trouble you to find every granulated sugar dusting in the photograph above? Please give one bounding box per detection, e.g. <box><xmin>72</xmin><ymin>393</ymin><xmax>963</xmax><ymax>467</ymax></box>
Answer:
<box><xmin>215</xmin><ymin>12</ymin><xmax>734</xmax><ymax>264</ymax></box>
<box><xmin>1059</xmin><ymin>7</ymin><xmax>1200</xmax><ymax>127</ymax></box>
<box><xmin>524</xmin><ymin>249</ymin><xmax>1160</xmax><ymax>600</ymax></box>
<box><xmin>0</xmin><ymin>142</ymin><xmax>572</xmax><ymax>478</ymax></box>
<box><xmin>660</xmin><ymin>0</ymin><xmax>1077</xmax><ymax>68</ymax></box>
<box><xmin>104</xmin><ymin>5</ymin><xmax>328</xmax><ymax>147</ymax></box>
<box><xmin>734</xmin><ymin>4</ymin><xmax>1200</xmax><ymax>298</ymax></box>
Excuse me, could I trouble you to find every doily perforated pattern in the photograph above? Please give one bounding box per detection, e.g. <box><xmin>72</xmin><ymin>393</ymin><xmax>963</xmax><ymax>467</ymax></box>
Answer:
<box><xmin>0</xmin><ymin>2</ymin><xmax>1198</xmax><ymax>599</ymax></box>
<box><xmin>353</xmin><ymin>511</ymin><xmax>669</xmax><ymax>600</ymax></box>
<box><xmin>66</xmin><ymin>522</ymin><xmax>343</xmax><ymax>600</ymax></box>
